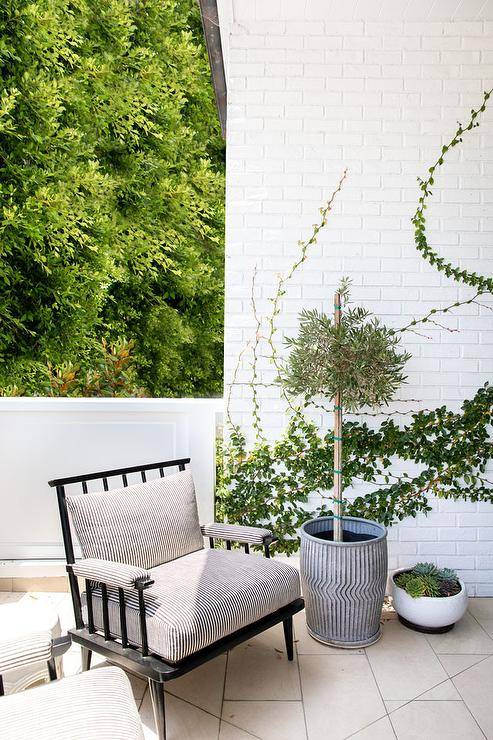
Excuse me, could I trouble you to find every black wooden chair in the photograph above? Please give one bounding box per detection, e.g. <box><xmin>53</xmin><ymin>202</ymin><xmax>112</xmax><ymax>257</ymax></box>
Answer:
<box><xmin>49</xmin><ymin>458</ymin><xmax>304</xmax><ymax>739</ymax></box>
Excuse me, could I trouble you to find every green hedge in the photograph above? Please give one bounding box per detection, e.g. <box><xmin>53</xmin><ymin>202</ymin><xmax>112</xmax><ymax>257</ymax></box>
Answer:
<box><xmin>0</xmin><ymin>0</ymin><xmax>224</xmax><ymax>396</ymax></box>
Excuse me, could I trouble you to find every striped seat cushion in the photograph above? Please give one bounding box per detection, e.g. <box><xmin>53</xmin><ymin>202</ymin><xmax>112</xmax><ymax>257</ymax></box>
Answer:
<box><xmin>85</xmin><ymin>549</ymin><xmax>301</xmax><ymax>663</ymax></box>
<box><xmin>0</xmin><ymin>666</ymin><xmax>143</xmax><ymax>740</ymax></box>
<box><xmin>0</xmin><ymin>631</ymin><xmax>52</xmax><ymax>674</ymax></box>
<box><xmin>66</xmin><ymin>470</ymin><xmax>203</xmax><ymax>569</ymax></box>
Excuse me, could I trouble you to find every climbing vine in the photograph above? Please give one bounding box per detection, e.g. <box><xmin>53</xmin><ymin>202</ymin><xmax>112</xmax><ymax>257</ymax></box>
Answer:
<box><xmin>413</xmin><ymin>89</ymin><xmax>493</xmax><ymax>294</ymax></box>
<box><xmin>217</xmin><ymin>90</ymin><xmax>493</xmax><ymax>552</ymax></box>
<box><xmin>217</xmin><ymin>385</ymin><xmax>492</xmax><ymax>554</ymax></box>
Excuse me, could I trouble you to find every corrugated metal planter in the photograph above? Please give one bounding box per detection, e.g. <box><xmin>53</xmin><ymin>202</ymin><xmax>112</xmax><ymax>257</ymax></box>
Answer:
<box><xmin>300</xmin><ymin>516</ymin><xmax>387</xmax><ymax>648</ymax></box>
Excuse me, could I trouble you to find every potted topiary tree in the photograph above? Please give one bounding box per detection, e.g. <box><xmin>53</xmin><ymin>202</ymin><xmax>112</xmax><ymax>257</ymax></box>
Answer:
<box><xmin>281</xmin><ymin>282</ymin><xmax>411</xmax><ymax>647</ymax></box>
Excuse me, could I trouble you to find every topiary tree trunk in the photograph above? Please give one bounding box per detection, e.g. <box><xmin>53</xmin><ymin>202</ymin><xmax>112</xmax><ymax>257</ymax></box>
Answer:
<box><xmin>333</xmin><ymin>291</ymin><xmax>343</xmax><ymax>542</ymax></box>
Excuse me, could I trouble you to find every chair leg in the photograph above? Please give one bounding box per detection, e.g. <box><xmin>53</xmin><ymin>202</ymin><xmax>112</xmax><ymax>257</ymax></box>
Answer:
<box><xmin>81</xmin><ymin>647</ymin><xmax>92</xmax><ymax>672</ymax></box>
<box><xmin>0</xmin><ymin>674</ymin><xmax>4</xmax><ymax>697</ymax></box>
<box><xmin>47</xmin><ymin>657</ymin><xmax>57</xmax><ymax>681</ymax></box>
<box><xmin>283</xmin><ymin>616</ymin><xmax>294</xmax><ymax>661</ymax></box>
<box><xmin>149</xmin><ymin>679</ymin><xmax>166</xmax><ymax>740</ymax></box>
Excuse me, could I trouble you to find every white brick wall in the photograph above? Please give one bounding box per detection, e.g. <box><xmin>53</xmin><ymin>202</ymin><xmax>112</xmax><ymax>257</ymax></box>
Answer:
<box><xmin>220</xmin><ymin>1</ymin><xmax>493</xmax><ymax>595</ymax></box>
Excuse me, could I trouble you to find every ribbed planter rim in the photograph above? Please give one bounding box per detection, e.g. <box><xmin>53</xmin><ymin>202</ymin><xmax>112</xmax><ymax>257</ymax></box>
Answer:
<box><xmin>300</xmin><ymin>515</ymin><xmax>387</xmax><ymax>547</ymax></box>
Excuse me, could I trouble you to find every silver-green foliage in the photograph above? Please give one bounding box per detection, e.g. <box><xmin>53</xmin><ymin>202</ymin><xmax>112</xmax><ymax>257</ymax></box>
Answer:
<box><xmin>281</xmin><ymin>291</ymin><xmax>411</xmax><ymax>413</ymax></box>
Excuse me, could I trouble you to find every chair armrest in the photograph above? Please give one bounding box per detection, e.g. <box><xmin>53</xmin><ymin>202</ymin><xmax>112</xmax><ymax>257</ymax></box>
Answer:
<box><xmin>201</xmin><ymin>522</ymin><xmax>275</xmax><ymax>546</ymax></box>
<box><xmin>68</xmin><ymin>558</ymin><xmax>153</xmax><ymax>590</ymax></box>
<box><xmin>0</xmin><ymin>631</ymin><xmax>52</xmax><ymax>674</ymax></box>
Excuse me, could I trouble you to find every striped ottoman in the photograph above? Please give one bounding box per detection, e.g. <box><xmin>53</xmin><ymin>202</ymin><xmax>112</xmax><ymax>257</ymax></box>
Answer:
<box><xmin>0</xmin><ymin>666</ymin><xmax>143</xmax><ymax>740</ymax></box>
<box><xmin>0</xmin><ymin>598</ymin><xmax>61</xmax><ymax>694</ymax></box>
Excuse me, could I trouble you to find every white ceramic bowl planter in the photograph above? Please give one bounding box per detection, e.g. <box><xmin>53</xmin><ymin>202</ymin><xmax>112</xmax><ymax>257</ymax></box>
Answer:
<box><xmin>391</xmin><ymin>567</ymin><xmax>468</xmax><ymax>633</ymax></box>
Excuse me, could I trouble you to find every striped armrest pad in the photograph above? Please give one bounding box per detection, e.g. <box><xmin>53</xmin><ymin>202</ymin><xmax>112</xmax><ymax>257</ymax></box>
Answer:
<box><xmin>71</xmin><ymin>558</ymin><xmax>151</xmax><ymax>589</ymax></box>
<box><xmin>0</xmin><ymin>631</ymin><xmax>52</xmax><ymax>674</ymax></box>
<box><xmin>201</xmin><ymin>522</ymin><xmax>273</xmax><ymax>544</ymax></box>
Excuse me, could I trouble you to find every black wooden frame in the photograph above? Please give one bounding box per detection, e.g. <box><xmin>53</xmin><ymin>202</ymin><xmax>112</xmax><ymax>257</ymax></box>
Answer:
<box><xmin>49</xmin><ymin>458</ymin><xmax>304</xmax><ymax>740</ymax></box>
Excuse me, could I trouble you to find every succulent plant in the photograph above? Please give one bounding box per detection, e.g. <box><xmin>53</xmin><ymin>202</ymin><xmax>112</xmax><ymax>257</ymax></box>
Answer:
<box><xmin>412</xmin><ymin>562</ymin><xmax>438</xmax><ymax>577</ymax></box>
<box><xmin>399</xmin><ymin>575</ymin><xmax>427</xmax><ymax>598</ymax></box>
<box><xmin>437</xmin><ymin>567</ymin><xmax>456</xmax><ymax>581</ymax></box>
<box><xmin>394</xmin><ymin>562</ymin><xmax>460</xmax><ymax>599</ymax></box>
<box><xmin>420</xmin><ymin>574</ymin><xmax>441</xmax><ymax>597</ymax></box>
<box><xmin>394</xmin><ymin>572</ymin><xmax>414</xmax><ymax>590</ymax></box>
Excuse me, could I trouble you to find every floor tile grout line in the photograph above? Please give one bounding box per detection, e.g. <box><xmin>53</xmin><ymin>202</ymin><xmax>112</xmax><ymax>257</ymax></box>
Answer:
<box><xmin>423</xmin><ymin>610</ymin><xmax>493</xmax><ymax>659</ymax></box>
<box><xmin>423</xmin><ymin>616</ymin><xmax>493</xmax><ymax>706</ymax></box>
<box><xmin>449</xmin><ymin>662</ymin><xmax>490</xmax><ymax>740</ymax></box>
<box><xmin>433</xmin><ymin>651</ymin><xmax>492</xmax><ymax>680</ymax></box>
<box><xmin>362</xmin><ymin>647</ymin><xmax>397</xmax><ymax>739</ymax></box>
<box><xmin>147</xmin><ymin>681</ymin><xmax>262</xmax><ymax>739</ymax></box>
<box><xmin>468</xmin><ymin>611</ymin><xmax>493</xmax><ymax>644</ymax></box>
<box><xmin>432</xmin><ymin>652</ymin><xmax>493</xmax><ymax>655</ymax></box>
<box><xmin>294</xmin><ymin>626</ymin><xmax>309</xmax><ymax>740</ymax></box>
<box><xmin>344</xmin><ymin>652</ymin><xmax>395</xmax><ymax>740</ymax></box>
<box><xmin>450</xmin><ymin>681</ymin><xmax>488</xmax><ymax>739</ymax></box>
<box><xmin>387</xmin><ymin>674</ymin><xmax>460</xmax><ymax>710</ymax></box>
<box><xmin>218</xmin><ymin>650</ymin><xmax>229</xmax><ymax>740</ymax></box>
<box><xmin>162</xmin><ymin>687</ymin><xmax>230</xmax><ymax>724</ymax></box>
<box><xmin>387</xmin><ymin>708</ymin><xmax>400</xmax><ymax>740</ymax></box>
<box><xmin>219</xmin><ymin>716</ymin><xmax>262</xmax><ymax>739</ymax></box>
<box><xmin>344</xmin><ymin>713</ymin><xmax>393</xmax><ymax>740</ymax></box>
<box><xmin>391</xmin><ymin>699</ymin><xmax>463</xmax><ymax>703</ymax></box>
<box><xmin>218</xmin><ymin>698</ymin><xmax>308</xmax><ymax>703</ymax></box>
<box><xmin>381</xmin><ymin>673</ymin><xmax>475</xmax><ymax>717</ymax></box>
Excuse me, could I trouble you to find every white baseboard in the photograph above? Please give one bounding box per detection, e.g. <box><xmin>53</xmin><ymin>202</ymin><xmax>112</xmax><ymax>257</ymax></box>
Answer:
<box><xmin>0</xmin><ymin>560</ymin><xmax>67</xmax><ymax>578</ymax></box>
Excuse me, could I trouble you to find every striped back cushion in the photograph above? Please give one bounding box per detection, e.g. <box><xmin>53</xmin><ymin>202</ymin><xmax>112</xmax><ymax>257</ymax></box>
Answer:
<box><xmin>66</xmin><ymin>470</ymin><xmax>203</xmax><ymax>569</ymax></box>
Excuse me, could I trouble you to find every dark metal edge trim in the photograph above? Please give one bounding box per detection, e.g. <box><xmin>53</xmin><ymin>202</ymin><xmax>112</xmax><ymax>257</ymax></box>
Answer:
<box><xmin>198</xmin><ymin>0</ymin><xmax>227</xmax><ymax>138</ymax></box>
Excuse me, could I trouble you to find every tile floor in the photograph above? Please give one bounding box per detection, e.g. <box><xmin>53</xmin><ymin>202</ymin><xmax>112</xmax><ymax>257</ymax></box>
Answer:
<box><xmin>2</xmin><ymin>591</ymin><xmax>493</xmax><ymax>739</ymax></box>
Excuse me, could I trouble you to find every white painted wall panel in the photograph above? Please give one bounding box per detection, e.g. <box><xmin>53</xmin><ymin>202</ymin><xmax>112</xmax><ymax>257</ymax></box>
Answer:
<box><xmin>0</xmin><ymin>398</ymin><xmax>222</xmax><ymax>561</ymax></box>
